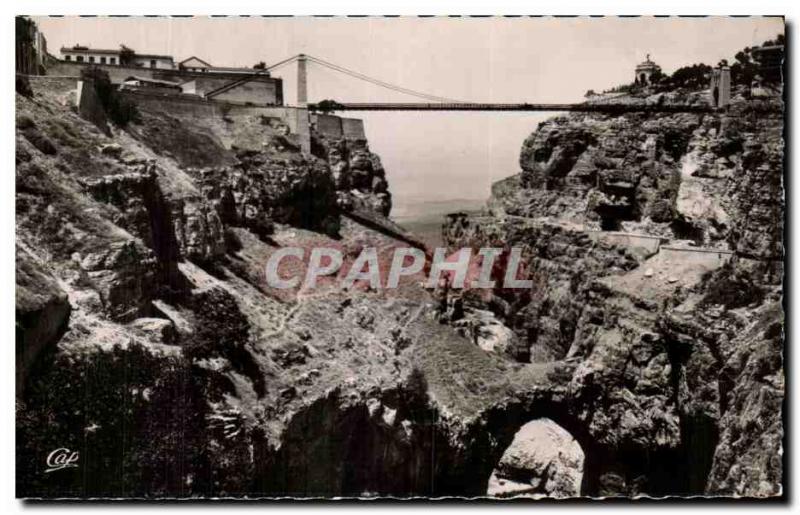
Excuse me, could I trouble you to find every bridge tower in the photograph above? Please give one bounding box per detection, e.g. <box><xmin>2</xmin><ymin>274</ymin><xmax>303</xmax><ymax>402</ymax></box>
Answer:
<box><xmin>297</xmin><ymin>53</ymin><xmax>308</xmax><ymax>106</ymax></box>
<box><xmin>709</xmin><ymin>64</ymin><xmax>731</xmax><ymax>108</ymax></box>
<box><xmin>294</xmin><ymin>54</ymin><xmax>311</xmax><ymax>154</ymax></box>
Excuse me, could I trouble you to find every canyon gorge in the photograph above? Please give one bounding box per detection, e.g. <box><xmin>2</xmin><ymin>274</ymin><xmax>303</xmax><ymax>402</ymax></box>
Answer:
<box><xmin>16</xmin><ymin>67</ymin><xmax>783</xmax><ymax>499</ymax></box>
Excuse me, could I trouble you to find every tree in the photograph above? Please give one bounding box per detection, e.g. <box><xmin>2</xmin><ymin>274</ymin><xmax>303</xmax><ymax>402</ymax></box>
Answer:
<box><xmin>665</xmin><ymin>63</ymin><xmax>713</xmax><ymax>90</ymax></box>
<box><xmin>119</xmin><ymin>45</ymin><xmax>136</xmax><ymax>66</ymax></box>
<box><xmin>649</xmin><ymin>68</ymin><xmax>666</xmax><ymax>84</ymax></box>
<box><xmin>313</xmin><ymin>99</ymin><xmax>344</xmax><ymax>114</ymax></box>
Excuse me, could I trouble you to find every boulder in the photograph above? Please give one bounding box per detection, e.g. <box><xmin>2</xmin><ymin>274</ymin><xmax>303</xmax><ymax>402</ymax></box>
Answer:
<box><xmin>128</xmin><ymin>317</ymin><xmax>177</xmax><ymax>345</ymax></box>
<box><xmin>16</xmin><ymin>246</ymin><xmax>71</xmax><ymax>395</ymax></box>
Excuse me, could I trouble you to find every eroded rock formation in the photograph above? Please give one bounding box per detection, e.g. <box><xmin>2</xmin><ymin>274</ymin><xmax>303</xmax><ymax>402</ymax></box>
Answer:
<box><xmin>443</xmin><ymin>87</ymin><xmax>784</xmax><ymax>497</ymax></box>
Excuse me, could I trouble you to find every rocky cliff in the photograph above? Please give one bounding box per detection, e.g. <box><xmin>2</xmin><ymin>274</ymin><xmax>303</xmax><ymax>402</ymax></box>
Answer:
<box><xmin>443</xmin><ymin>86</ymin><xmax>784</xmax><ymax>497</ymax></box>
<box><xmin>15</xmin><ymin>76</ymin><xmax>553</xmax><ymax>499</ymax></box>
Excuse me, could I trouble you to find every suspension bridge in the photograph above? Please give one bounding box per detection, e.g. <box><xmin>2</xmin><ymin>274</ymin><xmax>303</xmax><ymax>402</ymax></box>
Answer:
<box><xmin>235</xmin><ymin>53</ymin><xmax>722</xmax><ymax>114</ymax></box>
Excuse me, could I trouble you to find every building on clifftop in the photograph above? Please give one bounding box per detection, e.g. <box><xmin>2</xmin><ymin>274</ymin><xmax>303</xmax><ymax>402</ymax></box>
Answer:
<box><xmin>61</xmin><ymin>45</ymin><xmax>175</xmax><ymax>69</ymax></box>
<box><xmin>634</xmin><ymin>54</ymin><xmax>661</xmax><ymax>85</ymax></box>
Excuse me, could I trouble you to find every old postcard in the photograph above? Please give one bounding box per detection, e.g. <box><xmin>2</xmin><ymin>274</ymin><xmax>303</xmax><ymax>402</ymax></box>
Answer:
<box><xmin>15</xmin><ymin>15</ymin><xmax>785</xmax><ymax>500</ymax></box>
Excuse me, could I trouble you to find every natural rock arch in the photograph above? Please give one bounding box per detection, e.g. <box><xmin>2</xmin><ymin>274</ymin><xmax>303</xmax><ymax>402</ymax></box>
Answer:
<box><xmin>458</xmin><ymin>397</ymin><xmax>602</xmax><ymax>497</ymax></box>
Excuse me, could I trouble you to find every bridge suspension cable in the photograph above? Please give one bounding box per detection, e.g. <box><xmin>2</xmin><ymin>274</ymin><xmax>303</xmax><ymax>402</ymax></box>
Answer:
<box><xmin>265</xmin><ymin>54</ymin><xmax>300</xmax><ymax>72</ymax></box>
<box><xmin>304</xmin><ymin>54</ymin><xmax>464</xmax><ymax>103</ymax></box>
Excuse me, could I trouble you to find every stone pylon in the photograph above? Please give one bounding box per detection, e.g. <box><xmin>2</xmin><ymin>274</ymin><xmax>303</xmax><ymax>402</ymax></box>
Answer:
<box><xmin>709</xmin><ymin>66</ymin><xmax>731</xmax><ymax>108</ymax></box>
<box><xmin>297</xmin><ymin>53</ymin><xmax>308</xmax><ymax>107</ymax></box>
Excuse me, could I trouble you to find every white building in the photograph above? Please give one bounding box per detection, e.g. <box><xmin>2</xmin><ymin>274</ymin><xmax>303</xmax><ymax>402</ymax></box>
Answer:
<box><xmin>133</xmin><ymin>53</ymin><xmax>174</xmax><ymax>70</ymax></box>
<box><xmin>178</xmin><ymin>56</ymin><xmax>212</xmax><ymax>73</ymax></box>
<box><xmin>60</xmin><ymin>45</ymin><xmax>174</xmax><ymax>69</ymax></box>
<box><xmin>61</xmin><ymin>46</ymin><xmax>120</xmax><ymax>66</ymax></box>
<box><xmin>178</xmin><ymin>56</ymin><xmax>270</xmax><ymax>76</ymax></box>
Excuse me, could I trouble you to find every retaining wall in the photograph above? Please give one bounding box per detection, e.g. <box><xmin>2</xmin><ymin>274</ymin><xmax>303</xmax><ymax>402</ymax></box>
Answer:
<box><xmin>312</xmin><ymin>113</ymin><xmax>344</xmax><ymax>138</ymax></box>
<box><xmin>312</xmin><ymin>114</ymin><xmax>367</xmax><ymax>141</ymax></box>
<box><xmin>76</xmin><ymin>80</ymin><xmax>109</xmax><ymax>133</ymax></box>
<box><xmin>48</xmin><ymin>61</ymin><xmax>283</xmax><ymax>105</ymax></box>
<box><xmin>588</xmin><ymin>231</ymin><xmax>664</xmax><ymax>259</ymax></box>
<box><xmin>26</xmin><ymin>74</ymin><xmax>79</xmax><ymax>95</ymax></box>
<box><xmin>659</xmin><ymin>245</ymin><xmax>733</xmax><ymax>268</ymax></box>
<box><xmin>342</xmin><ymin>117</ymin><xmax>366</xmax><ymax>140</ymax></box>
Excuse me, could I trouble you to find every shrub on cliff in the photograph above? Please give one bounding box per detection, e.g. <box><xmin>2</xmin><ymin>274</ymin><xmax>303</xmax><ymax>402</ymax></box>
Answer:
<box><xmin>653</xmin><ymin>63</ymin><xmax>713</xmax><ymax>93</ymax></box>
<box><xmin>185</xmin><ymin>288</ymin><xmax>265</xmax><ymax>396</ymax></box>
<box><xmin>699</xmin><ymin>261</ymin><xmax>766</xmax><ymax>309</ymax></box>
<box><xmin>731</xmin><ymin>34</ymin><xmax>784</xmax><ymax>86</ymax></box>
<box><xmin>80</xmin><ymin>66</ymin><xmax>140</xmax><ymax>127</ymax></box>
<box><xmin>401</xmin><ymin>367</ymin><xmax>431</xmax><ymax>421</ymax></box>
<box><xmin>185</xmin><ymin>288</ymin><xmax>249</xmax><ymax>362</ymax></box>
<box><xmin>314</xmin><ymin>99</ymin><xmax>344</xmax><ymax>114</ymax></box>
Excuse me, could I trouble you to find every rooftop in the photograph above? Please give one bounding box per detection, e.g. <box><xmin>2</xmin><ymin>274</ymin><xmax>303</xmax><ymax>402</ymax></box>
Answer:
<box><xmin>60</xmin><ymin>46</ymin><xmax>173</xmax><ymax>61</ymax></box>
<box><xmin>61</xmin><ymin>46</ymin><xmax>119</xmax><ymax>55</ymax></box>
<box><xmin>123</xmin><ymin>75</ymin><xmax>183</xmax><ymax>88</ymax></box>
<box><xmin>636</xmin><ymin>54</ymin><xmax>660</xmax><ymax>71</ymax></box>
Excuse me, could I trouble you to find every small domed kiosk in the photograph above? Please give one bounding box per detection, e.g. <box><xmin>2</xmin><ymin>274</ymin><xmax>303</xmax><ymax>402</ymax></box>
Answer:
<box><xmin>635</xmin><ymin>54</ymin><xmax>661</xmax><ymax>85</ymax></box>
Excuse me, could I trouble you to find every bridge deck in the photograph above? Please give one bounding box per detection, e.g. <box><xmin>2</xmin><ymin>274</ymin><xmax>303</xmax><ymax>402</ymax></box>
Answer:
<box><xmin>309</xmin><ymin>102</ymin><xmax>715</xmax><ymax>113</ymax></box>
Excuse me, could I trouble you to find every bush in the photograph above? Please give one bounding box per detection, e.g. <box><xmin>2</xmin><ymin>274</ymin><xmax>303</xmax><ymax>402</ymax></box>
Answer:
<box><xmin>314</xmin><ymin>99</ymin><xmax>344</xmax><ymax>113</ymax></box>
<box><xmin>401</xmin><ymin>366</ymin><xmax>431</xmax><ymax>421</ymax></box>
<box><xmin>185</xmin><ymin>288</ymin><xmax>265</xmax><ymax>396</ymax></box>
<box><xmin>652</xmin><ymin>63</ymin><xmax>713</xmax><ymax>92</ymax></box>
<box><xmin>700</xmin><ymin>262</ymin><xmax>765</xmax><ymax>309</ymax></box>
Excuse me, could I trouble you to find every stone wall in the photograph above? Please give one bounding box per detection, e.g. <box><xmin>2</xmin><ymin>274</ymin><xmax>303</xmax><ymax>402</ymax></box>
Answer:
<box><xmin>76</xmin><ymin>80</ymin><xmax>109</xmax><ymax>134</ymax></box>
<box><xmin>48</xmin><ymin>61</ymin><xmax>283</xmax><ymax>105</ymax></box>
<box><xmin>342</xmin><ymin>117</ymin><xmax>366</xmax><ymax>140</ymax></box>
<box><xmin>26</xmin><ymin>75</ymin><xmax>77</xmax><ymax>94</ymax></box>
<box><xmin>313</xmin><ymin>114</ymin><xmax>367</xmax><ymax>141</ymax></box>
<box><xmin>313</xmin><ymin>114</ymin><xmax>344</xmax><ymax>138</ymax></box>
<box><xmin>212</xmin><ymin>77</ymin><xmax>283</xmax><ymax>105</ymax></box>
<box><xmin>587</xmin><ymin>231</ymin><xmax>664</xmax><ymax>259</ymax></box>
<box><xmin>121</xmin><ymin>90</ymin><xmax>300</xmax><ymax>127</ymax></box>
<box><xmin>49</xmin><ymin>61</ymin><xmax>154</xmax><ymax>82</ymax></box>
<box><xmin>658</xmin><ymin>245</ymin><xmax>733</xmax><ymax>268</ymax></box>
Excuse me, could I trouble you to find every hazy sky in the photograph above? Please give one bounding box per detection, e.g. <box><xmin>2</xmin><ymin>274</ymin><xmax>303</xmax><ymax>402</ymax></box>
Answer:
<box><xmin>35</xmin><ymin>16</ymin><xmax>784</xmax><ymax>207</ymax></box>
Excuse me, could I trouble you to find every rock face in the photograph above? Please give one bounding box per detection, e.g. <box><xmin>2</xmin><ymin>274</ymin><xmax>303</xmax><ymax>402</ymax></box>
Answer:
<box><xmin>705</xmin><ymin>302</ymin><xmax>784</xmax><ymax>496</ymax></box>
<box><xmin>16</xmin><ymin>77</ymin><xmax>457</xmax><ymax>498</ymax></box>
<box><xmin>189</xmin><ymin>147</ymin><xmax>340</xmax><ymax>238</ymax></box>
<box><xmin>313</xmin><ymin>128</ymin><xmax>392</xmax><ymax>216</ymax></box>
<box><xmin>16</xmin><ymin>74</ymin><xmax>783</xmax><ymax>500</ymax></box>
<box><xmin>443</xmin><ymin>88</ymin><xmax>784</xmax><ymax>497</ymax></box>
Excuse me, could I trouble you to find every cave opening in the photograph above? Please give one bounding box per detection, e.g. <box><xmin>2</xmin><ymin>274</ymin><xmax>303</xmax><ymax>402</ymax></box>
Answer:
<box><xmin>670</xmin><ymin>217</ymin><xmax>705</xmax><ymax>244</ymax></box>
<box><xmin>485</xmin><ymin>417</ymin><xmax>588</xmax><ymax>498</ymax></box>
<box><xmin>600</xmin><ymin>217</ymin><xmax>621</xmax><ymax>231</ymax></box>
